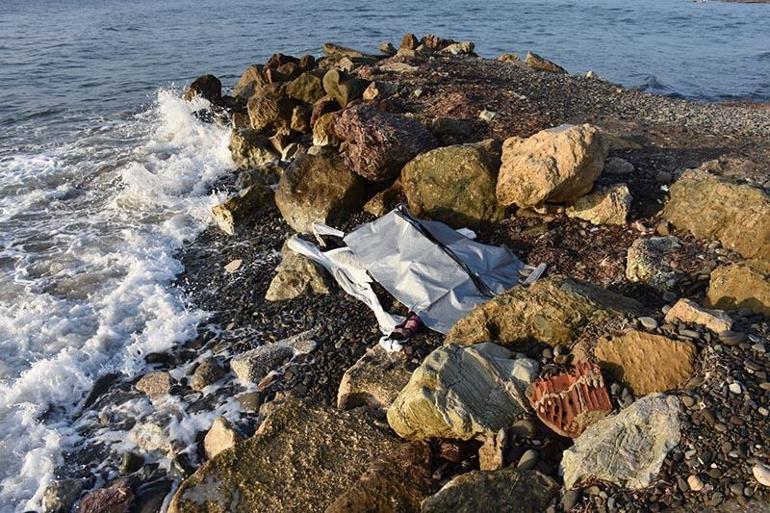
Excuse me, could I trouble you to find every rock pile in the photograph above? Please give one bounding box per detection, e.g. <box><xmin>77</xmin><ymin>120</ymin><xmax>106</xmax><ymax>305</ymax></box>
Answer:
<box><xmin>64</xmin><ymin>34</ymin><xmax>770</xmax><ymax>513</ymax></box>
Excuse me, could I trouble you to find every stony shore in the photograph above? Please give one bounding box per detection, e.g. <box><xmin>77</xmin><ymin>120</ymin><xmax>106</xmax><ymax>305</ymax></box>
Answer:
<box><xmin>43</xmin><ymin>35</ymin><xmax>770</xmax><ymax>513</ymax></box>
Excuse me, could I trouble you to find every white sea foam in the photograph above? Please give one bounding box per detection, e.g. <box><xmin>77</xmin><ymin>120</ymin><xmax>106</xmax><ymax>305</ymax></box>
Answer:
<box><xmin>0</xmin><ymin>90</ymin><xmax>233</xmax><ymax>512</ymax></box>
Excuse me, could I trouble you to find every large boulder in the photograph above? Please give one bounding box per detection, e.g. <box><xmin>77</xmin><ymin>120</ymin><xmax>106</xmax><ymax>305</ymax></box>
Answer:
<box><xmin>707</xmin><ymin>260</ymin><xmax>770</xmax><ymax>316</ymax></box>
<box><xmin>386</xmin><ymin>343</ymin><xmax>539</xmax><ymax>441</ymax></box>
<box><xmin>662</xmin><ymin>160</ymin><xmax>770</xmax><ymax>262</ymax></box>
<box><xmin>496</xmin><ymin>124</ymin><xmax>608</xmax><ymax>208</ymax></box>
<box><xmin>286</xmin><ymin>71</ymin><xmax>326</xmax><ymax>104</ymax></box>
<box><xmin>625</xmin><ymin>236</ymin><xmax>682</xmax><ymax>291</ymax></box>
<box><xmin>312</xmin><ymin>111</ymin><xmax>341</xmax><ymax>147</ymax></box>
<box><xmin>247</xmin><ymin>93</ymin><xmax>294</xmax><ymax>132</ymax></box>
<box><xmin>77</xmin><ymin>480</ymin><xmax>134</xmax><ymax>513</ymax></box>
<box><xmin>446</xmin><ymin>276</ymin><xmax>641</xmax><ymax>347</ymax></box>
<box><xmin>565</xmin><ymin>183</ymin><xmax>632</xmax><ymax>225</ymax></box>
<box><xmin>229</xmin><ymin>129</ymin><xmax>278</xmax><ymax>169</ymax></box>
<box><xmin>421</xmin><ymin>468</ymin><xmax>559</xmax><ymax>513</ymax></box>
<box><xmin>233</xmin><ymin>65</ymin><xmax>270</xmax><ymax>99</ymax></box>
<box><xmin>337</xmin><ymin>345</ymin><xmax>412</xmax><ymax>410</ymax></box>
<box><xmin>265</xmin><ymin>240</ymin><xmax>331</xmax><ymax>301</ymax></box>
<box><xmin>401</xmin><ymin>141</ymin><xmax>505</xmax><ymax>228</ymax></box>
<box><xmin>274</xmin><ymin>152</ymin><xmax>367</xmax><ymax>233</ymax></box>
<box><xmin>595</xmin><ymin>330</ymin><xmax>696</xmax><ymax>396</ymax></box>
<box><xmin>332</xmin><ymin>104</ymin><xmax>438</xmax><ymax>182</ymax></box>
<box><xmin>168</xmin><ymin>399</ymin><xmax>400</xmax><ymax>513</ymax></box>
<box><xmin>183</xmin><ymin>74</ymin><xmax>222</xmax><ymax>104</ymax></box>
<box><xmin>561</xmin><ymin>394</ymin><xmax>681</xmax><ymax>489</ymax></box>
<box><xmin>325</xmin><ymin>443</ymin><xmax>433</xmax><ymax>513</ymax></box>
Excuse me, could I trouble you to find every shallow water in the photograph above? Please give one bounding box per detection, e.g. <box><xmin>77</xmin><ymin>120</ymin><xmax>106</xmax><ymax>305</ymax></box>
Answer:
<box><xmin>0</xmin><ymin>0</ymin><xmax>769</xmax><ymax>510</ymax></box>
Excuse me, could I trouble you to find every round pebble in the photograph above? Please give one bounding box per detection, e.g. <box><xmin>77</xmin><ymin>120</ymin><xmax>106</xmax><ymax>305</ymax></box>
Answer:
<box><xmin>687</xmin><ymin>474</ymin><xmax>704</xmax><ymax>492</ymax></box>
<box><xmin>516</xmin><ymin>449</ymin><xmax>538</xmax><ymax>471</ymax></box>
<box><xmin>728</xmin><ymin>382</ymin><xmax>743</xmax><ymax>394</ymax></box>
<box><xmin>753</xmin><ymin>463</ymin><xmax>770</xmax><ymax>487</ymax></box>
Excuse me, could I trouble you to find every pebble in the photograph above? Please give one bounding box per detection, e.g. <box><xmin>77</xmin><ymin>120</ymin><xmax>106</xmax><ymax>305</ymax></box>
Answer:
<box><xmin>687</xmin><ymin>474</ymin><xmax>704</xmax><ymax>492</ymax></box>
<box><xmin>224</xmin><ymin>259</ymin><xmax>243</xmax><ymax>273</ymax></box>
<box><xmin>714</xmin><ymin>423</ymin><xmax>728</xmax><ymax>433</ymax></box>
<box><xmin>759</xmin><ymin>382</ymin><xmax>770</xmax><ymax>392</ymax></box>
<box><xmin>638</xmin><ymin>317</ymin><xmax>658</xmax><ymax>330</ymax></box>
<box><xmin>678</xmin><ymin>328</ymin><xmax>699</xmax><ymax>339</ymax></box>
<box><xmin>662</xmin><ymin>291</ymin><xmax>677</xmax><ymax>303</ymax></box>
<box><xmin>728</xmin><ymin>382</ymin><xmax>743</xmax><ymax>395</ymax></box>
<box><xmin>753</xmin><ymin>463</ymin><xmax>770</xmax><ymax>487</ymax></box>
<box><xmin>561</xmin><ymin>490</ymin><xmax>581</xmax><ymax>511</ymax></box>
<box><xmin>516</xmin><ymin>449</ymin><xmax>538</xmax><ymax>470</ymax></box>
<box><xmin>680</xmin><ymin>395</ymin><xmax>696</xmax><ymax>408</ymax></box>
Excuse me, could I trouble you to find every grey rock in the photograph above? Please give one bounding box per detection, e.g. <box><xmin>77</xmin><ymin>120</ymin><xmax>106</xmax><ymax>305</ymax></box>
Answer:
<box><xmin>231</xmin><ymin>344</ymin><xmax>294</xmax><ymax>384</ymax></box>
<box><xmin>561</xmin><ymin>393</ymin><xmax>681</xmax><ymax>489</ymax></box>
<box><xmin>43</xmin><ymin>479</ymin><xmax>84</xmax><ymax>513</ymax></box>
<box><xmin>517</xmin><ymin>449</ymin><xmax>539</xmax><ymax>470</ymax></box>
<box><xmin>421</xmin><ymin>467</ymin><xmax>559</xmax><ymax>513</ymax></box>
<box><xmin>626</xmin><ymin>236</ymin><xmax>682</xmax><ymax>291</ymax></box>
<box><xmin>386</xmin><ymin>343</ymin><xmax>539</xmax><ymax>440</ymax></box>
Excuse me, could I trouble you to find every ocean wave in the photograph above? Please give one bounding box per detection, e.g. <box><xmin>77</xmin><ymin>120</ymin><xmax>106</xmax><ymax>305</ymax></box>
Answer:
<box><xmin>0</xmin><ymin>89</ymin><xmax>232</xmax><ymax>512</ymax></box>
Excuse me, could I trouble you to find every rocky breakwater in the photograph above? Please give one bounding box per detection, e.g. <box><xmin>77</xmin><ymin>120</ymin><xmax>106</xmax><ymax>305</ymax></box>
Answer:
<box><xmin>51</xmin><ymin>33</ymin><xmax>770</xmax><ymax>513</ymax></box>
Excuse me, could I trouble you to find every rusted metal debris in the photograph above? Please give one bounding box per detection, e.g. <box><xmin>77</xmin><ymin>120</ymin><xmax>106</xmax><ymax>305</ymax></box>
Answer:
<box><xmin>527</xmin><ymin>362</ymin><xmax>613</xmax><ymax>438</ymax></box>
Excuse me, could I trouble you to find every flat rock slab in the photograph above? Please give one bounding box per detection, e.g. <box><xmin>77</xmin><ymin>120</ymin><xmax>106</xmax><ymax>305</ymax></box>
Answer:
<box><xmin>421</xmin><ymin>467</ymin><xmax>559</xmax><ymax>513</ymax></box>
<box><xmin>561</xmin><ymin>393</ymin><xmax>681</xmax><ymax>490</ymax></box>
<box><xmin>595</xmin><ymin>330</ymin><xmax>696</xmax><ymax>396</ymax></box>
<box><xmin>446</xmin><ymin>275</ymin><xmax>641</xmax><ymax>347</ymax></box>
<box><xmin>386</xmin><ymin>343</ymin><xmax>538</xmax><ymax>441</ymax></box>
<box><xmin>664</xmin><ymin>298</ymin><xmax>732</xmax><ymax>333</ymax></box>
<box><xmin>168</xmin><ymin>398</ymin><xmax>400</xmax><ymax>513</ymax></box>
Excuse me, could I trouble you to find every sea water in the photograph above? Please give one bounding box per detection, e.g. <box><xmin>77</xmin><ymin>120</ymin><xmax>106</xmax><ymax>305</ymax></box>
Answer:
<box><xmin>1</xmin><ymin>0</ymin><xmax>769</xmax><ymax>510</ymax></box>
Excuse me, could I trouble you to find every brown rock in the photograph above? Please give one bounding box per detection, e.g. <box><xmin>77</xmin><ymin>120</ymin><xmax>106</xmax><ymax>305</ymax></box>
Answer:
<box><xmin>230</xmin><ymin>128</ymin><xmax>278</xmax><ymax>169</ymax></box>
<box><xmin>498</xmin><ymin>53</ymin><xmax>521</xmax><ymax>63</ymax></box>
<box><xmin>525</xmin><ymin>51</ymin><xmax>567</xmax><ymax>73</ymax></box>
<box><xmin>286</xmin><ymin>72</ymin><xmax>326</xmax><ymax>104</ymax></box>
<box><xmin>478</xmin><ymin>430</ymin><xmax>507</xmax><ymax>471</ymax></box>
<box><xmin>401</xmin><ymin>141</ymin><xmax>505</xmax><ymax>228</ymax></box>
<box><xmin>324</xmin><ymin>443</ymin><xmax>433</xmax><ymax>513</ymax></box>
<box><xmin>183</xmin><ymin>74</ymin><xmax>221</xmax><ymax>104</ymax></box>
<box><xmin>167</xmin><ymin>398</ymin><xmax>400</xmax><ymax>513</ymax></box>
<box><xmin>310</xmin><ymin>95</ymin><xmax>340</xmax><ymax>126</ymax></box>
<box><xmin>400</xmin><ymin>33</ymin><xmax>419</xmax><ymax>50</ymax></box>
<box><xmin>204</xmin><ymin>417</ymin><xmax>243</xmax><ymax>460</ymax></box>
<box><xmin>337</xmin><ymin>345</ymin><xmax>412</xmax><ymax>410</ymax></box>
<box><xmin>565</xmin><ymin>183</ymin><xmax>632</xmax><ymax>225</ymax></box>
<box><xmin>332</xmin><ymin>104</ymin><xmax>437</xmax><ymax>181</ymax></box>
<box><xmin>233</xmin><ymin>65</ymin><xmax>270</xmax><ymax>100</ymax></box>
<box><xmin>211</xmin><ymin>185</ymin><xmax>273</xmax><ymax>236</ymax></box>
<box><xmin>78</xmin><ymin>480</ymin><xmax>133</xmax><ymax>513</ymax></box>
<box><xmin>266</xmin><ymin>240</ymin><xmax>331</xmax><ymax>301</ymax></box>
<box><xmin>446</xmin><ymin>276</ymin><xmax>641</xmax><ymax>347</ymax></box>
<box><xmin>363</xmin><ymin>180</ymin><xmax>404</xmax><ymax>217</ymax></box>
<box><xmin>707</xmin><ymin>260</ymin><xmax>770</xmax><ymax>315</ymax></box>
<box><xmin>274</xmin><ymin>152</ymin><xmax>367</xmax><ymax>233</ymax></box>
<box><xmin>290</xmin><ymin>104</ymin><xmax>312</xmax><ymax>133</ymax></box>
<box><xmin>496</xmin><ymin>124</ymin><xmax>608</xmax><ymax>208</ymax></box>
<box><xmin>362</xmin><ymin>81</ymin><xmax>399</xmax><ymax>101</ymax></box>
<box><xmin>527</xmin><ymin>362</ymin><xmax>613</xmax><ymax>438</ymax></box>
<box><xmin>247</xmin><ymin>93</ymin><xmax>294</xmax><ymax>132</ymax></box>
<box><xmin>134</xmin><ymin>371</ymin><xmax>172</xmax><ymax>399</ymax></box>
<box><xmin>663</xmin><ymin>160</ymin><xmax>770</xmax><ymax>261</ymax></box>
<box><xmin>312</xmin><ymin>111</ymin><xmax>342</xmax><ymax>147</ymax></box>
<box><xmin>266</xmin><ymin>53</ymin><xmax>299</xmax><ymax>70</ymax></box>
<box><xmin>322</xmin><ymin>42</ymin><xmax>367</xmax><ymax>59</ymax></box>
<box><xmin>664</xmin><ymin>298</ymin><xmax>733</xmax><ymax>333</ymax></box>
<box><xmin>190</xmin><ymin>357</ymin><xmax>226</xmax><ymax>391</ymax></box>
<box><xmin>322</xmin><ymin>69</ymin><xmax>369</xmax><ymax>108</ymax></box>
<box><xmin>595</xmin><ymin>330</ymin><xmax>696</xmax><ymax>396</ymax></box>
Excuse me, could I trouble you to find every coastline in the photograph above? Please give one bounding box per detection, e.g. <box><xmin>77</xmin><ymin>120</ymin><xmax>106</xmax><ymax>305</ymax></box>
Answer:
<box><xmin>41</xmin><ymin>38</ymin><xmax>770</xmax><ymax>513</ymax></box>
